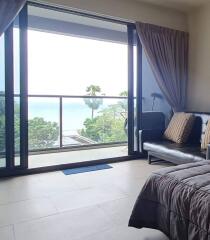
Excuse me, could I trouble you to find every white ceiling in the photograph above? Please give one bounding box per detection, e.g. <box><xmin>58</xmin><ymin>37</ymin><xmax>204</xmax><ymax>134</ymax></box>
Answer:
<box><xmin>135</xmin><ymin>0</ymin><xmax>210</xmax><ymax>12</ymax></box>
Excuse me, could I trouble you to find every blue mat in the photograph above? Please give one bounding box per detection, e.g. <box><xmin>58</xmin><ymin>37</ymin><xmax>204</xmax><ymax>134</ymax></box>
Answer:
<box><xmin>63</xmin><ymin>164</ymin><xmax>113</xmax><ymax>175</ymax></box>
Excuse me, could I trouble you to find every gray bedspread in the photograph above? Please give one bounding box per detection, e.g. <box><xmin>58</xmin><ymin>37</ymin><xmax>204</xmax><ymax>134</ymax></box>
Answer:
<box><xmin>129</xmin><ymin>161</ymin><xmax>210</xmax><ymax>240</ymax></box>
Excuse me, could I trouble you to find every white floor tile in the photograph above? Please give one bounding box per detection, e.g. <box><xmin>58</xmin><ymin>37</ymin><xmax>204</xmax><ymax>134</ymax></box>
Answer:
<box><xmin>0</xmin><ymin>172</ymin><xmax>79</xmax><ymax>205</ymax></box>
<box><xmin>98</xmin><ymin>197</ymin><xmax>136</xmax><ymax>226</ymax></box>
<box><xmin>0</xmin><ymin>225</ymin><xmax>14</xmax><ymax>240</ymax></box>
<box><xmin>49</xmin><ymin>185</ymin><xmax>127</xmax><ymax>212</ymax></box>
<box><xmin>0</xmin><ymin>198</ymin><xmax>57</xmax><ymax>227</ymax></box>
<box><xmin>76</xmin><ymin>225</ymin><xmax>169</xmax><ymax>240</ymax></box>
<box><xmin>14</xmin><ymin>206</ymin><xmax>114</xmax><ymax>240</ymax></box>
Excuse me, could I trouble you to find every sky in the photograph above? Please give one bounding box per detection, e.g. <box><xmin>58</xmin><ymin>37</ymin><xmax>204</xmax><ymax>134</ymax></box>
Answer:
<box><xmin>28</xmin><ymin>30</ymin><xmax>128</xmax><ymax>97</ymax></box>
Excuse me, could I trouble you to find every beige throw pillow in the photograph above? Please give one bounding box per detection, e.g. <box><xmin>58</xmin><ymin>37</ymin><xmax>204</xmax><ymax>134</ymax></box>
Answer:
<box><xmin>164</xmin><ymin>113</ymin><xmax>195</xmax><ymax>144</ymax></box>
<box><xmin>201</xmin><ymin>121</ymin><xmax>210</xmax><ymax>150</ymax></box>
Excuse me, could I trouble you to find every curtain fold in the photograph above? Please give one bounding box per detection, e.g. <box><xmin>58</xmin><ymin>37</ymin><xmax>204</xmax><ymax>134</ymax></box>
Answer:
<box><xmin>136</xmin><ymin>22</ymin><xmax>189</xmax><ymax>112</ymax></box>
<box><xmin>0</xmin><ymin>0</ymin><xmax>26</xmax><ymax>36</ymax></box>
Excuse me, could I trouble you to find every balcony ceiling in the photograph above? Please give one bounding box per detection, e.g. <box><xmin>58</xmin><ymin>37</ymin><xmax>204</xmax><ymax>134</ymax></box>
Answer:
<box><xmin>134</xmin><ymin>0</ymin><xmax>208</xmax><ymax>12</ymax></box>
<box><xmin>29</xmin><ymin>5</ymin><xmax>127</xmax><ymax>32</ymax></box>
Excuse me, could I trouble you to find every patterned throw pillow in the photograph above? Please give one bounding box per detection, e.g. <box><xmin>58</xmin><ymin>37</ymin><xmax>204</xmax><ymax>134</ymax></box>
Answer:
<box><xmin>164</xmin><ymin>113</ymin><xmax>195</xmax><ymax>144</ymax></box>
<box><xmin>201</xmin><ymin>121</ymin><xmax>210</xmax><ymax>150</ymax></box>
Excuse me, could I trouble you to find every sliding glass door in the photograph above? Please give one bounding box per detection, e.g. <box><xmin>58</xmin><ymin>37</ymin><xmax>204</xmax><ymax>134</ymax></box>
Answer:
<box><xmin>27</xmin><ymin>3</ymin><xmax>140</xmax><ymax>168</ymax></box>
<box><xmin>0</xmin><ymin>5</ymin><xmax>28</xmax><ymax>175</ymax></box>
<box><xmin>127</xmin><ymin>26</ymin><xmax>142</xmax><ymax>155</ymax></box>
<box><xmin>0</xmin><ymin>2</ymin><xmax>142</xmax><ymax>175</ymax></box>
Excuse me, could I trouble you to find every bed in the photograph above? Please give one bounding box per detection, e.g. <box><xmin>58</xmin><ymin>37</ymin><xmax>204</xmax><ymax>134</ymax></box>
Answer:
<box><xmin>129</xmin><ymin>161</ymin><xmax>210</xmax><ymax>240</ymax></box>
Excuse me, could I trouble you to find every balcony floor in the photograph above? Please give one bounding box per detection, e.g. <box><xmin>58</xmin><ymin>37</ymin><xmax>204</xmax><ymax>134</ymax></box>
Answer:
<box><xmin>29</xmin><ymin>145</ymin><xmax>128</xmax><ymax>169</ymax></box>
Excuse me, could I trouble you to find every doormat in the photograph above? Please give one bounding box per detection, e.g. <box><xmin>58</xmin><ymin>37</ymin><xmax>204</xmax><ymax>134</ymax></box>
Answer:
<box><xmin>62</xmin><ymin>164</ymin><xmax>112</xmax><ymax>175</ymax></box>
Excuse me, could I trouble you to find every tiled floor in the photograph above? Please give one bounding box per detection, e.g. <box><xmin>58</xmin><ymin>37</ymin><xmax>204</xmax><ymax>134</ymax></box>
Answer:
<box><xmin>0</xmin><ymin>159</ymin><xmax>171</xmax><ymax>240</ymax></box>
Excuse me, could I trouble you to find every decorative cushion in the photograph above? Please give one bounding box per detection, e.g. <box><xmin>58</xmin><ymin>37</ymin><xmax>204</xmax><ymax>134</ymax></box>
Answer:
<box><xmin>164</xmin><ymin>113</ymin><xmax>195</xmax><ymax>144</ymax></box>
<box><xmin>201</xmin><ymin>121</ymin><xmax>210</xmax><ymax>150</ymax></box>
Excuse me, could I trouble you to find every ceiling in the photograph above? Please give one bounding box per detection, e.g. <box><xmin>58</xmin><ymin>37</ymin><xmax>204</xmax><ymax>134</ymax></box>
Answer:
<box><xmin>136</xmin><ymin>0</ymin><xmax>210</xmax><ymax>12</ymax></box>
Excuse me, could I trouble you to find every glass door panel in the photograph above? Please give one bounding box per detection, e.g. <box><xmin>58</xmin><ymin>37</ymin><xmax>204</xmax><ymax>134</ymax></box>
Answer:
<box><xmin>28</xmin><ymin>3</ymin><xmax>130</xmax><ymax>168</ymax></box>
<box><xmin>0</xmin><ymin>4</ymin><xmax>28</xmax><ymax>175</ymax></box>
<box><xmin>14</xmin><ymin>16</ymin><xmax>21</xmax><ymax>166</ymax></box>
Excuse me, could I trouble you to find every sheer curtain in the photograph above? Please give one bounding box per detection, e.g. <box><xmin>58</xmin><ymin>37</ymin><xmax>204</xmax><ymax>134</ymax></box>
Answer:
<box><xmin>136</xmin><ymin>22</ymin><xmax>189</xmax><ymax>112</ymax></box>
<box><xmin>0</xmin><ymin>0</ymin><xmax>26</xmax><ymax>36</ymax></box>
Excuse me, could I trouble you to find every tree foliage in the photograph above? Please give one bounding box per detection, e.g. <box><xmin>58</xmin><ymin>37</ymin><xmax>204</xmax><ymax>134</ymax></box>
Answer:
<box><xmin>0</xmin><ymin>94</ymin><xmax>59</xmax><ymax>152</ymax></box>
<box><xmin>80</xmin><ymin>103</ymin><xmax>127</xmax><ymax>143</ymax></box>
<box><xmin>28</xmin><ymin>117</ymin><xmax>59</xmax><ymax>150</ymax></box>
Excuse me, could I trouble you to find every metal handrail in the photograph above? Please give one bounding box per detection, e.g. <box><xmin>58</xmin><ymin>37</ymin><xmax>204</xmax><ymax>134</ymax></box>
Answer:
<box><xmin>0</xmin><ymin>93</ymin><xmax>128</xmax><ymax>99</ymax></box>
<box><xmin>28</xmin><ymin>94</ymin><xmax>128</xmax><ymax>99</ymax></box>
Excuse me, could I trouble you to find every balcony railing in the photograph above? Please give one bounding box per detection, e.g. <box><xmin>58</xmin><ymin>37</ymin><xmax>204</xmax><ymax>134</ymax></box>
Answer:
<box><xmin>0</xmin><ymin>93</ymin><xmax>129</xmax><ymax>159</ymax></box>
<box><xmin>27</xmin><ymin>94</ymin><xmax>128</xmax><ymax>152</ymax></box>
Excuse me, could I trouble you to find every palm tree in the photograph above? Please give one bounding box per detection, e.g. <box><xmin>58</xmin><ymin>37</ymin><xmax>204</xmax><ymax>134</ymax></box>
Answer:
<box><xmin>84</xmin><ymin>85</ymin><xmax>103</xmax><ymax>119</ymax></box>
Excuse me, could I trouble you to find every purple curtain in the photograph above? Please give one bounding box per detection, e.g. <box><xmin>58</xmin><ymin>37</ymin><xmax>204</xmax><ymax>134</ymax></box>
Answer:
<box><xmin>0</xmin><ymin>0</ymin><xmax>26</xmax><ymax>36</ymax></box>
<box><xmin>136</xmin><ymin>22</ymin><xmax>189</xmax><ymax>112</ymax></box>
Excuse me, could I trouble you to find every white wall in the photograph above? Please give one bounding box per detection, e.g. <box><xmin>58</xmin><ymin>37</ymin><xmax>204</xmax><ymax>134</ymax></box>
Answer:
<box><xmin>35</xmin><ymin>0</ymin><xmax>188</xmax><ymax>31</ymax></box>
<box><xmin>187</xmin><ymin>4</ymin><xmax>210</xmax><ymax>112</ymax></box>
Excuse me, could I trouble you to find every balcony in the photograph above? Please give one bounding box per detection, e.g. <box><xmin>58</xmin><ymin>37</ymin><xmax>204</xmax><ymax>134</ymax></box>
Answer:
<box><xmin>28</xmin><ymin>145</ymin><xmax>127</xmax><ymax>168</ymax></box>
<box><xmin>0</xmin><ymin>94</ymin><xmax>128</xmax><ymax>169</ymax></box>
<box><xmin>27</xmin><ymin>94</ymin><xmax>128</xmax><ymax>168</ymax></box>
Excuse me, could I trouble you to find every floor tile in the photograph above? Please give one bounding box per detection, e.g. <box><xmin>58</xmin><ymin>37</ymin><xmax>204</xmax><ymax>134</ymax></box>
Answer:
<box><xmin>0</xmin><ymin>172</ymin><xmax>78</xmax><ymax>205</ymax></box>
<box><xmin>14</xmin><ymin>206</ymin><xmax>114</xmax><ymax>240</ymax></box>
<box><xmin>112</xmin><ymin>176</ymin><xmax>146</xmax><ymax>197</ymax></box>
<box><xmin>0</xmin><ymin>198</ymin><xmax>57</xmax><ymax>227</ymax></box>
<box><xmin>49</xmin><ymin>185</ymin><xmax>127</xmax><ymax>212</ymax></box>
<box><xmin>71</xmin><ymin>161</ymin><xmax>152</xmax><ymax>189</ymax></box>
<box><xmin>37</xmin><ymin>173</ymin><xmax>78</xmax><ymax>196</ymax></box>
<box><xmin>98</xmin><ymin>197</ymin><xmax>136</xmax><ymax>226</ymax></box>
<box><xmin>0</xmin><ymin>174</ymin><xmax>43</xmax><ymax>204</ymax></box>
<box><xmin>71</xmin><ymin>170</ymin><xmax>118</xmax><ymax>188</ymax></box>
<box><xmin>76</xmin><ymin>225</ymin><xmax>169</xmax><ymax>240</ymax></box>
<box><xmin>110</xmin><ymin>161</ymin><xmax>168</xmax><ymax>179</ymax></box>
<box><xmin>0</xmin><ymin>225</ymin><xmax>14</xmax><ymax>240</ymax></box>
